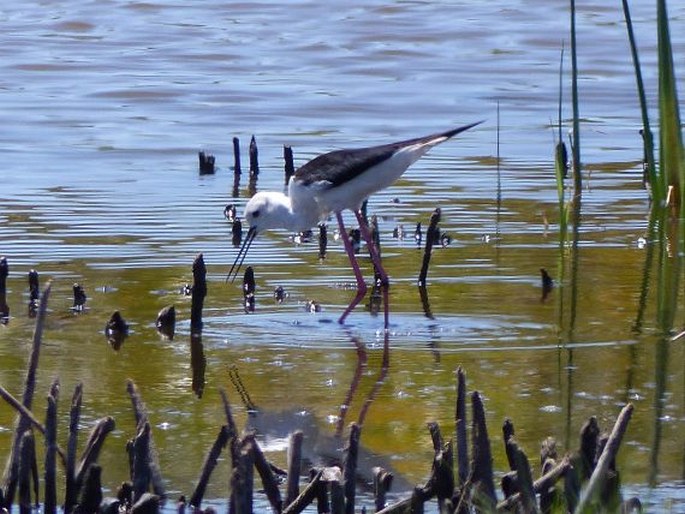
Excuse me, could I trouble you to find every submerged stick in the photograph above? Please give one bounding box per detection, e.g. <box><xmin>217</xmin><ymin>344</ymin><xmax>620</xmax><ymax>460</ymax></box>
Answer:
<box><xmin>471</xmin><ymin>391</ymin><xmax>497</xmax><ymax>511</ymax></box>
<box><xmin>282</xmin><ymin>470</ymin><xmax>323</xmax><ymax>514</ymax></box>
<box><xmin>131</xmin><ymin>423</ymin><xmax>152</xmax><ymax>503</ymax></box>
<box><xmin>219</xmin><ymin>388</ymin><xmax>239</xmax><ymax>466</ymax></box>
<box><xmin>373</xmin><ymin>467</ymin><xmax>393</xmax><ymax>513</ymax></box>
<box><xmin>126</xmin><ymin>380</ymin><xmax>147</xmax><ymax>432</ymax></box>
<box><xmin>342</xmin><ymin>423</ymin><xmax>361</xmax><ymax>514</ymax></box>
<box><xmin>329</xmin><ymin>475</ymin><xmax>345</xmax><ymax>514</ymax></box>
<box><xmin>77</xmin><ymin>464</ymin><xmax>103</xmax><ymax>514</ymax></box>
<box><xmin>189</xmin><ymin>425</ymin><xmax>230</xmax><ymax>508</ymax></box>
<box><xmin>508</xmin><ymin>440</ymin><xmax>538</xmax><ymax>514</ymax></box>
<box><xmin>232</xmin><ymin>218</ymin><xmax>243</xmax><ymax>246</ymax></box>
<box><xmin>249</xmin><ymin>135</ymin><xmax>259</xmax><ymax>176</ymax></box>
<box><xmin>379</xmin><ymin>486</ymin><xmax>432</xmax><ymax>514</ymax></box>
<box><xmin>233</xmin><ymin>137</ymin><xmax>242</xmax><ymax>176</ymax></box>
<box><xmin>232</xmin><ymin>173</ymin><xmax>241</xmax><ymax>199</ymax></box>
<box><xmin>285</xmin><ymin>431</ymin><xmax>304</xmax><ymax>507</ymax></box>
<box><xmin>312</xmin><ymin>468</ymin><xmax>329</xmax><ymax>514</ymax></box>
<box><xmin>0</xmin><ymin>385</ymin><xmax>67</xmax><ymax>468</ymax></box>
<box><xmin>0</xmin><ymin>256</ymin><xmax>8</xmax><ymax>322</ymax></box>
<box><xmin>430</xmin><ymin>439</ymin><xmax>455</xmax><ymax>509</ymax></box>
<box><xmin>231</xmin><ymin>438</ymin><xmax>254</xmax><ymax>514</ymax></box>
<box><xmin>72</xmin><ymin>283</ymin><xmax>87</xmax><ymax>311</ymax></box>
<box><xmin>64</xmin><ymin>383</ymin><xmax>83</xmax><ymax>514</ymax></box>
<box><xmin>284</xmin><ymin>145</ymin><xmax>295</xmax><ymax>186</ymax></box>
<box><xmin>318</xmin><ymin>223</ymin><xmax>328</xmax><ymax>260</ymax></box>
<box><xmin>574</xmin><ymin>404</ymin><xmax>634</xmax><ymax>514</ymax></box>
<box><xmin>190</xmin><ymin>333</ymin><xmax>207</xmax><ymax>399</ymax></box>
<box><xmin>28</xmin><ymin>269</ymin><xmax>39</xmax><ymax>317</ymax></box>
<box><xmin>418</xmin><ymin>283</ymin><xmax>434</xmax><ymax>320</ymax></box>
<box><xmin>130</xmin><ymin>492</ymin><xmax>160</xmax><ymax>514</ymax></box>
<box><xmin>155</xmin><ymin>305</ymin><xmax>176</xmax><ymax>340</ymax></box>
<box><xmin>455</xmin><ymin>367</ymin><xmax>468</xmax><ymax>487</ymax></box>
<box><xmin>502</xmin><ymin>419</ymin><xmax>516</xmax><ymax>471</ymax></box>
<box><xmin>496</xmin><ymin>456</ymin><xmax>571</xmax><ymax>511</ymax></box>
<box><xmin>245</xmin><ymin>433</ymin><xmax>282</xmax><ymax>514</ymax></box>
<box><xmin>243</xmin><ymin>266</ymin><xmax>256</xmax><ymax>313</ymax></box>
<box><xmin>126</xmin><ymin>381</ymin><xmax>165</xmax><ymax>499</ymax></box>
<box><xmin>418</xmin><ymin>208</ymin><xmax>441</xmax><ymax>286</ymax></box>
<box><xmin>579</xmin><ymin>416</ymin><xmax>600</xmax><ymax>480</ymax></box>
<box><xmin>44</xmin><ymin>385</ymin><xmax>59</xmax><ymax>514</ymax></box>
<box><xmin>198</xmin><ymin>151</ymin><xmax>216</xmax><ymax>175</ymax></box>
<box><xmin>18</xmin><ymin>431</ymin><xmax>35</xmax><ymax>514</ymax></box>
<box><xmin>2</xmin><ymin>282</ymin><xmax>51</xmax><ymax>509</ymax></box>
<box><xmin>427</xmin><ymin>422</ymin><xmax>443</xmax><ymax>453</ymax></box>
<box><xmin>75</xmin><ymin>417</ymin><xmax>116</xmax><ymax>489</ymax></box>
<box><xmin>190</xmin><ymin>253</ymin><xmax>207</xmax><ymax>334</ymax></box>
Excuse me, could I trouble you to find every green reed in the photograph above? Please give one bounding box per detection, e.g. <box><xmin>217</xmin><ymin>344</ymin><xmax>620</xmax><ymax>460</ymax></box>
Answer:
<box><xmin>622</xmin><ymin>0</ymin><xmax>684</xmax><ymax>334</ymax></box>
<box><xmin>654</xmin><ymin>0</ymin><xmax>683</xmax><ymax>333</ymax></box>
<box><xmin>554</xmin><ymin>48</ymin><xmax>569</xmax><ymax>245</ymax></box>
<box><xmin>656</xmin><ymin>0</ymin><xmax>685</xmax><ymax>214</ymax></box>
<box><xmin>623</xmin><ymin>0</ymin><xmax>683</xmax><ymax>211</ymax></box>
<box><xmin>621</xmin><ymin>0</ymin><xmax>658</xmax><ymax>196</ymax></box>
<box><xmin>569</xmin><ymin>0</ymin><xmax>582</xmax><ymax>197</ymax></box>
<box><xmin>554</xmin><ymin>0</ymin><xmax>585</xmax><ymax>346</ymax></box>
<box><xmin>556</xmin><ymin>0</ymin><xmax>685</xmax><ymax>338</ymax></box>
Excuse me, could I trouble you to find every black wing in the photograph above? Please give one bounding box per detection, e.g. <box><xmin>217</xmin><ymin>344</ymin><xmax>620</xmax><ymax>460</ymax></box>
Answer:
<box><xmin>293</xmin><ymin>123</ymin><xmax>481</xmax><ymax>188</ymax></box>
<box><xmin>294</xmin><ymin>144</ymin><xmax>397</xmax><ymax>188</ymax></box>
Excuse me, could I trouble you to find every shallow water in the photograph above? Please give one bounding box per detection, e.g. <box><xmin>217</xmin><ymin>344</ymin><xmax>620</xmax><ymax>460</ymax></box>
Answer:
<box><xmin>1</xmin><ymin>0</ymin><xmax>684</xmax><ymax>511</ymax></box>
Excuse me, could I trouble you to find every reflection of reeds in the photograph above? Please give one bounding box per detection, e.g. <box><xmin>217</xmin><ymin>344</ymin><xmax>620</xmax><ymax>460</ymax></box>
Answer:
<box><xmin>655</xmin><ymin>216</ymin><xmax>680</xmax><ymax>332</ymax></box>
<box><xmin>624</xmin><ymin>1</ymin><xmax>683</xmax><ymax>489</ymax></box>
<box><xmin>654</xmin><ymin>0</ymin><xmax>683</xmax><ymax>333</ymax></box>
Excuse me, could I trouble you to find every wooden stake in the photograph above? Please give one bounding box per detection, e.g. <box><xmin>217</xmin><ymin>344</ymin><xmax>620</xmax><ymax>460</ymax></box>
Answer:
<box><xmin>286</xmin><ymin>431</ymin><xmax>304</xmax><ymax>507</ymax></box>
<box><xmin>574</xmin><ymin>404</ymin><xmax>634</xmax><ymax>513</ymax></box>
<box><xmin>342</xmin><ymin>423</ymin><xmax>361</xmax><ymax>514</ymax></box>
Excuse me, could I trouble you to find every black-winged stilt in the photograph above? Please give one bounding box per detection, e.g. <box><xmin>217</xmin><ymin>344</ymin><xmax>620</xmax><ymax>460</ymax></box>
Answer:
<box><xmin>228</xmin><ymin>121</ymin><xmax>482</xmax><ymax>329</ymax></box>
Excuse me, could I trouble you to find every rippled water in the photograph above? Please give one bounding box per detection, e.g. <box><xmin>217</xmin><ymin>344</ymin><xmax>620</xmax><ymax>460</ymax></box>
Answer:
<box><xmin>1</xmin><ymin>1</ymin><xmax>684</xmax><ymax>512</ymax></box>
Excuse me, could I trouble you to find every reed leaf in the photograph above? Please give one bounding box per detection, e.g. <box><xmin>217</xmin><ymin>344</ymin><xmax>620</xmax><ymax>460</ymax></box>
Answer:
<box><xmin>569</xmin><ymin>0</ymin><xmax>581</xmax><ymax>196</ymax></box>
<box><xmin>555</xmin><ymin>45</ymin><xmax>569</xmax><ymax>244</ymax></box>
<box><xmin>621</xmin><ymin>0</ymin><xmax>658</xmax><ymax>199</ymax></box>
<box><xmin>657</xmin><ymin>0</ymin><xmax>685</xmax><ymax>213</ymax></box>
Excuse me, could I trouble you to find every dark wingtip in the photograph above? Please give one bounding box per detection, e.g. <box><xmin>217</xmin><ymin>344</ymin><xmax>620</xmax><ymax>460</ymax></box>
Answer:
<box><xmin>444</xmin><ymin>120</ymin><xmax>484</xmax><ymax>139</ymax></box>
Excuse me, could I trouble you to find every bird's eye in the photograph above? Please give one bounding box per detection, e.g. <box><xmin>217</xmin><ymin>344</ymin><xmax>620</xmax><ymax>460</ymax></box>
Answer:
<box><xmin>252</xmin><ymin>209</ymin><xmax>260</xmax><ymax>218</ymax></box>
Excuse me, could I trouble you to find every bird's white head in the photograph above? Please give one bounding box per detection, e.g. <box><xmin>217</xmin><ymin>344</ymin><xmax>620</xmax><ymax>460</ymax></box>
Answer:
<box><xmin>243</xmin><ymin>191</ymin><xmax>294</xmax><ymax>233</ymax></box>
<box><xmin>227</xmin><ymin>191</ymin><xmax>295</xmax><ymax>283</ymax></box>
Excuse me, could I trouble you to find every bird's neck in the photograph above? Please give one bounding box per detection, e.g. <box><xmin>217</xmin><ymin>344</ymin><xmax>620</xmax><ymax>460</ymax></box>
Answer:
<box><xmin>268</xmin><ymin>192</ymin><xmax>316</xmax><ymax>232</ymax></box>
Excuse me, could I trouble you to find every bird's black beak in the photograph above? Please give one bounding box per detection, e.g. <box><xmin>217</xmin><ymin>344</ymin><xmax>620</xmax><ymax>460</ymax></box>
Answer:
<box><xmin>227</xmin><ymin>226</ymin><xmax>257</xmax><ymax>283</ymax></box>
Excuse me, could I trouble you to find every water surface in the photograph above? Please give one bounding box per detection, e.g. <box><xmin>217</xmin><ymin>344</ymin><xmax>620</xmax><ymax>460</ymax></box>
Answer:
<box><xmin>1</xmin><ymin>1</ymin><xmax>684</xmax><ymax>511</ymax></box>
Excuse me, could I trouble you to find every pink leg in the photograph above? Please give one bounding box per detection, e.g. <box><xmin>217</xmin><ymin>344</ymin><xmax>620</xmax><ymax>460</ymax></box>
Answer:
<box><xmin>337</xmin><ymin>211</ymin><xmax>368</xmax><ymax>325</ymax></box>
<box><xmin>355</xmin><ymin>210</ymin><xmax>390</xmax><ymax>330</ymax></box>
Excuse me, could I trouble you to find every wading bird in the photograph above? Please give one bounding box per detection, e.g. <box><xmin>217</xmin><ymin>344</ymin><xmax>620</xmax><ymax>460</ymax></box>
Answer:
<box><xmin>228</xmin><ymin>122</ymin><xmax>482</xmax><ymax>329</ymax></box>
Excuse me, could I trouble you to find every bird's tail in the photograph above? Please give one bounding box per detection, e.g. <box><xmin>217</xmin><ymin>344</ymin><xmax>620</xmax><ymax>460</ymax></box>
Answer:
<box><xmin>397</xmin><ymin>120</ymin><xmax>483</xmax><ymax>165</ymax></box>
<box><xmin>430</xmin><ymin>120</ymin><xmax>484</xmax><ymax>145</ymax></box>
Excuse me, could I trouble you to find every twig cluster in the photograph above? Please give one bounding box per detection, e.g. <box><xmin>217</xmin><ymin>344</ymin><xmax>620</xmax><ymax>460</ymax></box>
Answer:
<box><xmin>1</xmin><ymin>284</ymin><xmax>642</xmax><ymax>514</ymax></box>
